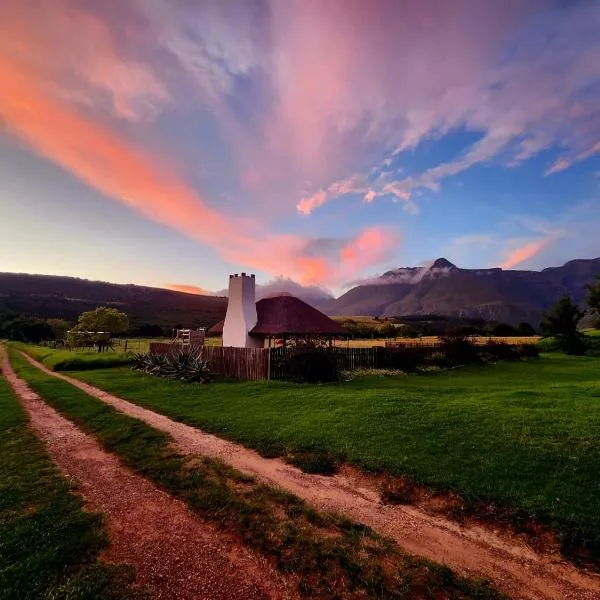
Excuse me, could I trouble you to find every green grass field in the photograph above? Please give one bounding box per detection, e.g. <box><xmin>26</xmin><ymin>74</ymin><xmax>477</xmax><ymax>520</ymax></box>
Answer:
<box><xmin>7</xmin><ymin>348</ymin><xmax>502</xmax><ymax>599</ymax></box>
<box><xmin>0</xmin><ymin>363</ymin><xmax>141</xmax><ymax>600</ymax></box>
<box><xmin>58</xmin><ymin>353</ymin><xmax>600</xmax><ymax>552</ymax></box>
<box><xmin>11</xmin><ymin>343</ymin><xmax>135</xmax><ymax>371</ymax></box>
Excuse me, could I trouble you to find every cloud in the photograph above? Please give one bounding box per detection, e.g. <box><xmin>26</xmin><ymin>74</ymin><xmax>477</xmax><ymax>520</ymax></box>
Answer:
<box><xmin>0</xmin><ymin>0</ymin><xmax>170</xmax><ymax>122</ymax></box>
<box><xmin>2</xmin><ymin>0</ymin><xmax>597</xmax><ymax>285</ymax></box>
<box><xmin>212</xmin><ymin>276</ymin><xmax>334</xmax><ymax>303</ymax></box>
<box><xmin>0</xmin><ymin>4</ymin><xmax>401</xmax><ymax>287</ymax></box>
<box><xmin>164</xmin><ymin>284</ymin><xmax>210</xmax><ymax>295</ymax></box>
<box><xmin>287</xmin><ymin>1</ymin><xmax>600</xmax><ymax>214</ymax></box>
<box><xmin>500</xmin><ymin>238</ymin><xmax>554</xmax><ymax>269</ymax></box>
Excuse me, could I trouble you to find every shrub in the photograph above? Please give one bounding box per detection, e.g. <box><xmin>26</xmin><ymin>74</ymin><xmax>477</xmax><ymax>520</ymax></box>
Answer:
<box><xmin>280</xmin><ymin>349</ymin><xmax>339</xmax><ymax>383</ymax></box>
<box><xmin>440</xmin><ymin>335</ymin><xmax>480</xmax><ymax>366</ymax></box>
<box><xmin>557</xmin><ymin>333</ymin><xmax>588</xmax><ymax>356</ymax></box>
<box><xmin>382</xmin><ymin>346</ymin><xmax>423</xmax><ymax>372</ymax></box>
<box><xmin>538</xmin><ymin>334</ymin><xmax>588</xmax><ymax>356</ymax></box>
<box><xmin>515</xmin><ymin>343</ymin><xmax>540</xmax><ymax>359</ymax></box>
<box><xmin>132</xmin><ymin>348</ymin><xmax>212</xmax><ymax>383</ymax></box>
<box><xmin>483</xmin><ymin>340</ymin><xmax>520</xmax><ymax>362</ymax></box>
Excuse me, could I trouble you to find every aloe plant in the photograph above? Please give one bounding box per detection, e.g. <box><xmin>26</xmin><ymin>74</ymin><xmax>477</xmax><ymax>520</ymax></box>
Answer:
<box><xmin>131</xmin><ymin>348</ymin><xmax>212</xmax><ymax>383</ymax></box>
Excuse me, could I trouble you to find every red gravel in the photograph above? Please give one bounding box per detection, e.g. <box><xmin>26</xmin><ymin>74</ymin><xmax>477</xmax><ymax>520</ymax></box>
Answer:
<box><xmin>2</xmin><ymin>352</ymin><xmax>295</xmax><ymax>600</ymax></box>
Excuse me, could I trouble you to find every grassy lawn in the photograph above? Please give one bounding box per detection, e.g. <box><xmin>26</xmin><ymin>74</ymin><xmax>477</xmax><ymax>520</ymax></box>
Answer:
<box><xmin>0</xmin><ymin>363</ymin><xmax>141</xmax><ymax>599</ymax></box>
<box><xmin>11</xmin><ymin>343</ymin><xmax>134</xmax><ymax>371</ymax></box>
<box><xmin>6</xmin><ymin>348</ymin><xmax>502</xmax><ymax>599</ymax></box>
<box><xmin>58</xmin><ymin>352</ymin><xmax>600</xmax><ymax>551</ymax></box>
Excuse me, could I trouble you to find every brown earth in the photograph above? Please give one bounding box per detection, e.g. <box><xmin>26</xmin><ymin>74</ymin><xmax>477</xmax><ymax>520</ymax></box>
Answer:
<box><xmin>1</xmin><ymin>352</ymin><xmax>295</xmax><ymax>600</ymax></box>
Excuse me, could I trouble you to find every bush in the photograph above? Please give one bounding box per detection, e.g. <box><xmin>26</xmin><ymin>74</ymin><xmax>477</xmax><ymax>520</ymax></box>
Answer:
<box><xmin>538</xmin><ymin>334</ymin><xmax>588</xmax><ymax>356</ymax></box>
<box><xmin>517</xmin><ymin>322</ymin><xmax>537</xmax><ymax>337</ymax></box>
<box><xmin>381</xmin><ymin>346</ymin><xmax>423</xmax><ymax>372</ymax></box>
<box><xmin>556</xmin><ymin>333</ymin><xmax>588</xmax><ymax>356</ymax></box>
<box><xmin>483</xmin><ymin>341</ymin><xmax>520</xmax><ymax>362</ymax></box>
<box><xmin>515</xmin><ymin>343</ymin><xmax>540</xmax><ymax>359</ymax></box>
<box><xmin>132</xmin><ymin>348</ymin><xmax>212</xmax><ymax>383</ymax></box>
<box><xmin>280</xmin><ymin>349</ymin><xmax>339</xmax><ymax>383</ymax></box>
<box><xmin>440</xmin><ymin>336</ymin><xmax>480</xmax><ymax>366</ymax></box>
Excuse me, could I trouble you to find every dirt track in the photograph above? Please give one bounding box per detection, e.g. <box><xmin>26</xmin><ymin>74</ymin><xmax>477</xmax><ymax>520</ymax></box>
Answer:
<box><xmin>2</xmin><ymin>352</ymin><xmax>293</xmax><ymax>600</ymax></box>
<box><xmin>17</xmin><ymin>351</ymin><xmax>600</xmax><ymax>600</ymax></box>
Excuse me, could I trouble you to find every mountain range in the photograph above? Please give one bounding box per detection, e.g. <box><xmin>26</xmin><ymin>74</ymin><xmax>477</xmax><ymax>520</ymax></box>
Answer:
<box><xmin>321</xmin><ymin>257</ymin><xmax>600</xmax><ymax>325</ymax></box>
<box><xmin>1</xmin><ymin>256</ymin><xmax>599</xmax><ymax>331</ymax></box>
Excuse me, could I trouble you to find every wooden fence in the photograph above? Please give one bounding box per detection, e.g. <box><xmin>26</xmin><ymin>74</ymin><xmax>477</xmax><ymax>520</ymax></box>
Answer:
<box><xmin>148</xmin><ymin>342</ymin><xmax>446</xmax><ymax>381</ymax></box>
<box><xmin>201</xmin><ymin>346</ymin><xmax>269</xmax><ymax>381</ymax></box>
<box><xmin>149</xmin><ymin>342</ymin><xmax>269</xmax><ymax>381</ymax></box>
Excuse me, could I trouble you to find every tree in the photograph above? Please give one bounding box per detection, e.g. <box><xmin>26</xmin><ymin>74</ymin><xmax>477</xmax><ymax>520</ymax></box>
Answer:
<box><xmin>378</xmin><ymin>322</ymin><xmax>397</xmax><ymax>338</ymax></box>
<box><xmin>5</xmin><ymin>316</ymin><xmax>54</xmax><ymax>343</ymax></box>
<box><xmin>73</xmin><ymin>307</ymin><xmax>129</xmax><ymax>335</ymax></box>
<box><xmin>46</xmin><ymin>318</ymin><xmax>70</xmax><ymax>340</ymax></box>
<box><xmin>517</xmin><ymin>322</ymin><xmax>537</xmax><ymax>337</ymax></box>
<box><xmin>491</xmin><ymin>322</ymin><xmax>517</xmax><ymax>337</ymax></box>
<box><xmin>587</xmin><ymin>275</ymin><xmax>600</xmax><ymax>328</ymax></box>
<box><xmin>540</xmin><ymin>296</ymin><xmax>582</xmax><ymax>337</ymax></box>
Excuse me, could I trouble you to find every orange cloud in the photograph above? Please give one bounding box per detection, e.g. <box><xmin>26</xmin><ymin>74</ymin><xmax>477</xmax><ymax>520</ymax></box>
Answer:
<box><xmin>0</xmin><ymin>56</ymin><xmax>398</xmax><ymax>285</ymax></box>
<box><xmin>164</xmin><ymin>284</ymin><xmax>209</xmax><ymax>295</ymax></box>
<box><xmin>0</xmin><ymin>4</ymin><xmax>401</xmax><ymax>287</ymax></box>
<box><xmin>500</xmin><ymin>238</ymin><xmax>551</xmax><ymax>269</ymax></box>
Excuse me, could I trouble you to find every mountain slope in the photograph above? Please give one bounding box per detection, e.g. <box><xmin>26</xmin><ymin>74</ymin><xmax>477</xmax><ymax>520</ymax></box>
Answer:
<box><xmin>0</xmin><ymin>273</ymin><xmax>227</xmax><ymax>331</ymax></box>
<box><xmin>331</xmin><ymin>258</ymin><xmax>600</xmax><ymax>324</ymax></box>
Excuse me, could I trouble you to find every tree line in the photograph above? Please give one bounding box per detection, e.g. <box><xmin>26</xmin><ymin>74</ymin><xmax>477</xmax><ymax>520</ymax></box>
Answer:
<box><xmin>538</xmin><ymin>275</ymin><xmax>600</xmax><ymax>354</ymax></box>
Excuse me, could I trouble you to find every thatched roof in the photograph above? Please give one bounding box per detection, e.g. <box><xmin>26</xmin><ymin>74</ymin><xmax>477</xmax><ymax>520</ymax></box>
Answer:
<box><xmin>208</xmin><ymin>295</ymin><xmax>346</xmax><ymax>337</ymax></box>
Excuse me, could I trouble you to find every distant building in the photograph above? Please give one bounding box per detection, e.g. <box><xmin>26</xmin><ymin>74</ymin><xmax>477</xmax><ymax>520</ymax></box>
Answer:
<box><xmin>210</xmin><ymin>273</ymin><xmax>346</xmax><ymax>348</ymax></box>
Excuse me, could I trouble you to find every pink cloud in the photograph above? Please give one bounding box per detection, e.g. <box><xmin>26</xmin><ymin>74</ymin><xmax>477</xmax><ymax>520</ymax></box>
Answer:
<box><xmin>500</xmin><ymin>238</ymin><xmax>553</xmax><ymax>269</ymax></box>
<box><xmin>164</xmin><ymin>284</ymin><xmax>210</xmax><ymax>296</ymax></box>
<box><xmin>280</xmin><ymin>1</ymin><xmax>600</xmax><ymax>214</ymax></box>
<box><xmin>3</xmin><ymin>0</ymin><xmax>595</xmax><ymax>284</ymax></box>
<box><xmin>0</xmin><ymin>30</ymin><xmax>398</xmax><ymax>287</ymax></box>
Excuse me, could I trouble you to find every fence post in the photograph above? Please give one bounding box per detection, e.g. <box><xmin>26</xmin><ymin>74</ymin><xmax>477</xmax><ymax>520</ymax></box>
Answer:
<box><xmin>267</xmin><ymin>348</ymin><xmax>271</xmax><ymax>380</ymax></box>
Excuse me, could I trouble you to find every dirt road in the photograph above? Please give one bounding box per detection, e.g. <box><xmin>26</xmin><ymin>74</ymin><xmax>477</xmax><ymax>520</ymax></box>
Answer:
<box><xmin>2</xmin><ymin>353</ymin><xmax>294</xmax><ymax>600</ymax></box>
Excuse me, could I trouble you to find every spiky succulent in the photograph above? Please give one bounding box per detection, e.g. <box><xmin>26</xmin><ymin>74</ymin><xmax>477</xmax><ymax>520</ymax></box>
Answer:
<box><xmin>131</xmin><ymin>348</ymin><xmax>212</xmax><ymax>383</ymax></box>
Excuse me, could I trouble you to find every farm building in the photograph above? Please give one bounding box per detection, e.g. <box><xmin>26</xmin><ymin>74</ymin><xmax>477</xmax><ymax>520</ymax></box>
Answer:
<box><xmin>210</xmin><ymin>273</ymin><xmax>346</xmax><ymax>348</ymax></box>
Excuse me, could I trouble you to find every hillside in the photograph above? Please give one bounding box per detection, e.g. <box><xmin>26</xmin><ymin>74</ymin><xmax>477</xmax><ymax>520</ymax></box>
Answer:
<box><xmin>2</xmin><ymin>257</ymin><xmax>599</xmax><ymax>331</ymax></box>
<box><xmin>330</xmin><ymin>258</ymin><xmax>600</xmax><ymax>325</ymax></box>
<box><xmin>0</xmin><ymin>273</ymin><xmax>227</xmax><ymax>332</ymax></box>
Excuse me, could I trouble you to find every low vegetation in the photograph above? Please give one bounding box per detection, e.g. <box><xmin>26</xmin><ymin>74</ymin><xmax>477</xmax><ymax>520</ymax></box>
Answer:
<box><xmin>131</xmin><ymin>348</ymin><xmax>212</xmax><ymax>383</ymax></box>
<box><xmin>52</xmin><ymin>350</ymin><xmax>600</xmax><ymax>562</ymax></box>
<box><xmin>0</xmin><ymin>361</ymin><xmax>142</xmax><ymax>600</ymax></box>
<box><xmin>9</xmin><ymin>343</ymin><xmax>134</xmax><ymax>371</ymax></box>
<box><xmin>7</xmin><ymin>349</ymin><xmax>502</xmax><ymax>599</ymax></box>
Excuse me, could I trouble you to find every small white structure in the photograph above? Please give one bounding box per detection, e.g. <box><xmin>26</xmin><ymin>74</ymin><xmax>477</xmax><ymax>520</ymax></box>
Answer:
<box><xmin>222</xmin><ymin>273</ymin><xmax>263</xmax><ymax>348</ymax></box>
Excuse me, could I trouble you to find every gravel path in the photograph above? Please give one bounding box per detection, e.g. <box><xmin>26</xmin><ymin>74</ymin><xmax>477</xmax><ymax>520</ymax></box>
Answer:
<box><xmin>2</xmin><ymin>352</ymin><xmax>295</xmax><ymax>600</ymax></box>
<box><xmin>21</xmin><ymin>352</ymin><xmax>600</xmax><ymax>600</ymax></box>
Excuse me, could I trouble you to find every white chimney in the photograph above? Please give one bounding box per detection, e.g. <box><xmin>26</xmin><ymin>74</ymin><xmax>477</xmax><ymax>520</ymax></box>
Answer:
<box><xmin>222</xmin><ymin>273</ymin><xmax>262</xmax><ymax>348</ymax></box>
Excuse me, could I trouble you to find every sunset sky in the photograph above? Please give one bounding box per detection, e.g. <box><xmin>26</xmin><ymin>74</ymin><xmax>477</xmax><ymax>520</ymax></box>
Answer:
<box><xmin>1</xmin><ymin>0</ymin><xmax>599</xmax><ymax>295</ymax></box>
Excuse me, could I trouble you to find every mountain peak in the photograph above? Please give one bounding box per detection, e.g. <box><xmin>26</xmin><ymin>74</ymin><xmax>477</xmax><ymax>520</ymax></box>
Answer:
<box><xmin>431</xmin><ymin>258</ymin><xmax>456</xmax><ymax>269</ymax></box>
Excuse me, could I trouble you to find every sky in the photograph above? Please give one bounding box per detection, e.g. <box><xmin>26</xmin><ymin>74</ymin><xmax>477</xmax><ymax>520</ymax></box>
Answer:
<box><xmin>0</xmin><ymin>0</ymin><xmax>599</xmax><ymax>296</ymax></box>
